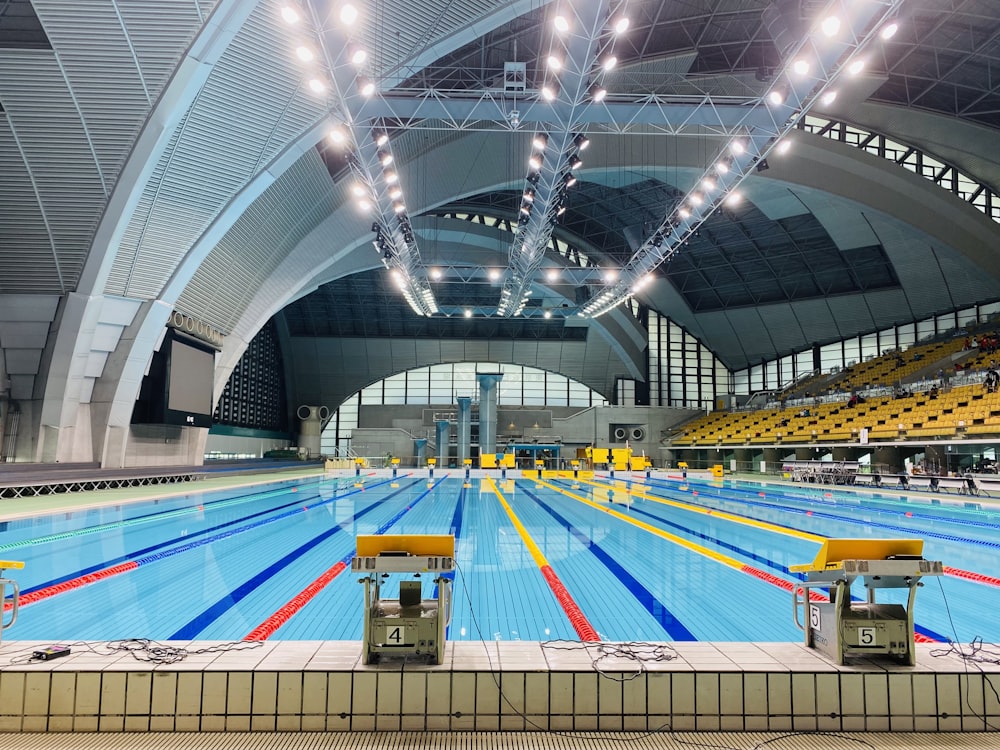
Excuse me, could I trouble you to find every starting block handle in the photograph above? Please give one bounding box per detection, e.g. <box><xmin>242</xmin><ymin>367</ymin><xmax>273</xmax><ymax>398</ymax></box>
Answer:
<box><xmin>792</xmin><ymin>580</ymin><xmax>831</xmax><ymax>633</ymax></box>
<box><xmin>0</xmin><ymin>578</ymin><xmax>20</xmax><ymax>637</ymax></box>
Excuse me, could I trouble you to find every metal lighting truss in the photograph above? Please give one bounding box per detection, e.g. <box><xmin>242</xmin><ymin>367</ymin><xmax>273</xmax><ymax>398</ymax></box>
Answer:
<box><xmin>581</xmin><ymin>0</ymin><xmax>909</xmax><ymax>318</ymax></box>
<box><xmin>496</xmin><ymin>0</ymin><xmax>611</xmax><ymax>317</ymax></box>
<box><xmin>305</xmin><ymin>1</ymin><xmax>438</xmax><ymax>316</ymax></box>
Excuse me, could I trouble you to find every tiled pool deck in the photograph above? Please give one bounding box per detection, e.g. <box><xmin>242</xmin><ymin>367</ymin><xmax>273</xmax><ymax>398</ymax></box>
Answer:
<box><xmin>0</xmin><ymin>639</ymin><xmax>997</xmax><ymax>733</ymax></box>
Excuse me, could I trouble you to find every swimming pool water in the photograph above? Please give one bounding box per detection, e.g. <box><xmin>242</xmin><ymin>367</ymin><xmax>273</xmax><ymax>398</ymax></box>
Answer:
<box><xmin>2</xmin><ymin>473</ymin><xmax>997</xmax><ymax>643</ymax></box>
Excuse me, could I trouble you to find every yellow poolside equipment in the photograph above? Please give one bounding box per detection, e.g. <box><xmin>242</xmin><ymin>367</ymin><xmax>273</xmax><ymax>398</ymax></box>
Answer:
<box><xmin>0</xmin><ymin>560</ymin><xmax>24</xmax><ymax>645</ymax></box>
<box><xmin>791</xmin><ymin>539</ymin><xmax>942</xmax><ymax>665</ymax></box>
<box><xmin>352</xmin><ymin>535</ymin><xmax>454</xmax><ymax>665</ymax></box>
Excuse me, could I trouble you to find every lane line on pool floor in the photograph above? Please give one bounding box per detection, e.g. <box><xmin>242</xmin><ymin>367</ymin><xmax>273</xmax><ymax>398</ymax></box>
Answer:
<box><xmin>518</xmin><ymin>484</ymin><xmax>695</xmax><ymax>640</ymax></box>
<box><xmin>533</xmin><ymin>477</ymin><xmax>946</xmax><ymax>642</ymax></box>
<box><xmin>601</xmin><ymin>475</ymin><xmax>1000</xmax><ymax>589</ymax></box>
<box><xmin>483</xmin><ymin>477</ymin><xmax>599</xmax><ymax>642</ymax></box>
<box><xmin>2</xmin><ymin>476</ymin><xmax>408</xmax><ymax>614</ymax></box>
<box><xmin>243</xmin><ymin>478</ymin><xmax>454</xmax><ymax>640</ymax></box>
<box><xmin>571</xmin><ymin>475</ymin><xmax>825</xmax><ymax>543</ymax></box>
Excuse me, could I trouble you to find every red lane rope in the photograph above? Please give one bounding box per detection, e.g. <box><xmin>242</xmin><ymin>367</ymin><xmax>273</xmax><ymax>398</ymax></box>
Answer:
<box><xmin>739</xmin><ymin>564</ymin><xmax>827</xmax><ymax>602</ymax></box>
<box><xmin>243</xmin><ymin>561</ymin><xmax>349</xmax><ymax>641</ymax></box>
<box><xmin>944</xmin><ymin>566</ymin><xmax>1000</xmax><ymax>587</ymax></box>
<box><xmin>540</xmin><ymin>565</ymin><xmax>599</xmax><ymax>641</ymax></box>
<box><xmin>3</xmin><ymin>562</ymin><xmax>140</xmax><ymax>612</ymax></box>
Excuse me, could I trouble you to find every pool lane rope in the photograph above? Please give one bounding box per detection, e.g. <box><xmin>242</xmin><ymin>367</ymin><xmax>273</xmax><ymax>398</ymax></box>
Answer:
<box><xmin>483</xmin><ymin>477</ymin><xmax>599</xmax><ymax>641</ymax></box>
<box><xmin>243</xmin><ymin>478</ymin><xmax>447</xmax><ymax>640</ymax></box>
<box><xmin>2</xmin><ymin>476</ymin><xmax>405</xmax><ymax>613</ymax></box>
<box><xmin>539</xmin><ymin>477</ymin><xmax>946</xmax><ymax>642</ymax></box>
<box><xmin>620</xmin><ymin>476</ymin><xmax>1000</xmax><ymax>589</ymax></box>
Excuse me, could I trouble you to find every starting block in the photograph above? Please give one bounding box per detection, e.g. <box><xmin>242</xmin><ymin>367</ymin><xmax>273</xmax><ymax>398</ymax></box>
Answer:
<box><xmin>791</xmin><ymin>539</ymin><xmax>942</xmax><ymax>665</ymax></box>
<box><xmin>352</xmin><ymin>535</ymin><xmax>454</xmax><ymax>665</ymax></box>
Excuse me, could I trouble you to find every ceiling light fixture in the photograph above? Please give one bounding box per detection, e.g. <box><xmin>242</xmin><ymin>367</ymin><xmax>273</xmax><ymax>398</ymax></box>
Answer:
<box><xmin>295</xmin><ymin>45</ymin><xmax>314</xmax><ymax>62</ymax></box>
<box><xmin>793</xmin><ymin>59</ymin><xmax>810</xmax><ymax>75</ymax></box>
<box><xmin>350</xmin><ymin>47</ymin><xmax>368</xmax><ymax>66</ymax></box>
<box><xmin>613</xmin><ymin>16</ymin><xmax>630</xmax><ymax>34</ymax></box>
<box><xmin>848</xmin><ymin>59</ymin><xmax>866</xmax><ymax>75</ymax></box>
<box><xmin>821</xmin><ymin>15</ymin><xmax>841</xmax><ymax>37</ymax></box>
<box><xmin>340</xmin><ymin>3</ymin><xmax>358</xmax><ymax>25</ymax></box>
<box><xmin>591</xmin><ymin>85</ymin><xmax>607</xmax><ymax>102</ymax></box>
<box><xmin>307</xmin><ymin>78</ymin><xmax>326</xmax><ymax>94</ymax></box>
<box><xmin>280</xmin><ymin>5</ymin><xmax>300</xmax><ymax>24</ymax></box>
<box><xmin>603</xmin><ymin>55</ymin><xmax>618</xmax><ymax>72</ymax></box>
<box><xmin>821</xmin><ymin>90</ymin><xmax>838</xmax><ymax>105</ymax></box>
<box><xmin>554</xmin><ymin>15</ymin><xmax>569</xmax><ymax>32</ymax></box>
<box><xmin>880</xmin><ymin>21</ymin><xmax>899</xmax><ymax>39</ymax></box>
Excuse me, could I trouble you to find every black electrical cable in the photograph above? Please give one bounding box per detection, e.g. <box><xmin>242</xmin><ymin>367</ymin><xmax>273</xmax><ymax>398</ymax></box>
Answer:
<box><xmin>452</xmin><ymin>557</ymin><xmax>878</xmax><ymax>748</ymax></box>
<box><xmin>0</xmin><ymin>638</ymin><xmax>262</xmax><ymax>667</ymax></box>
<box><xmin>928</xmin><ymin>576</ymin><xmax>1000</xmax><ymax>731</ymax></box>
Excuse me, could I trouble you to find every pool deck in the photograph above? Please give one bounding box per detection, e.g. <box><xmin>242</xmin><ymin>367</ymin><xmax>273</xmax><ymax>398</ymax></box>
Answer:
<box><xmin>0</xmin><ymin>638</ymin><xmax>996</xmax><ymax>734</ymax></box>
<box><xmin>0</xmin><ymin>466</ymin><xmax>998</xmax><ymax>736</ymax></box>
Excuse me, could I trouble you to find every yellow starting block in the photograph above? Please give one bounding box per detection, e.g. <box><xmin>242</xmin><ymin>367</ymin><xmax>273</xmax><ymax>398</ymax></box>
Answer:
<box><xmin>352</xmin><ymin>535</ymin><xmax>454</xmax><ymax>665</ymax></box>
<box><xmin>0</xmin><ymin>560</ymin><xmax>24</xmax><ymax>645</ymax></box>
<box><xmin>791</xmin><ymin>539</ymin><xmax>942</xmax><ymax>665</ymax></box>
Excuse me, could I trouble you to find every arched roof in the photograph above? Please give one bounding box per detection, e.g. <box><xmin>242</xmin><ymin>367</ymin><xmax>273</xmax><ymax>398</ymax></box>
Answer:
<box><xmin>1</xmin><ymin>0</ymin><xmax>999</xmax><ymax>461</ymax></box>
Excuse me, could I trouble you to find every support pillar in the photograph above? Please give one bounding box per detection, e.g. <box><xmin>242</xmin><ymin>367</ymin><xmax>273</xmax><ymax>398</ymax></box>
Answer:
<box><xmin>456</xmin><ymin>397</ymin><xmax>471</xmax><ymax>465</ymax></box>
<box><xmin>762</xmin><ymin>448</ymin><xmax>782</xmax><ymax>473</ymax></box>
<box><xmin>873</xmin><ymin>445</ymin><xmax>901</xmax><ymax>474</ymax></box>
<box><xmin>413</xmin><ymin>438</ymin><xmax>427</xmax><ymax>467</ymax></box>
<box><xmin>477</xmin><ymin>373</ymin><xmax>503</xmax><ymax>457</ymax></box>
<box><xmin>832</xmin><ymin>446</ymin><xmax>855</xmax><ymax>463</ymax></box>
<box><xmin>436</xmin><ymin>420</ymin><xmax>450</xmax><ymax>466</ymax></box>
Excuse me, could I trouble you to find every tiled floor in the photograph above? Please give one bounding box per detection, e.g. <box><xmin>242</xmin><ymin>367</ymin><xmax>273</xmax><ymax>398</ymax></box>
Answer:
<box><xmin>7</xmin><ymin>731</ymin><xmax>1000</xmax><ymax>749</ymax></box>
<box><xmin>1</xmin><ymin>640</ymin><xmax>998</xmax><ymax>734</ymax></box>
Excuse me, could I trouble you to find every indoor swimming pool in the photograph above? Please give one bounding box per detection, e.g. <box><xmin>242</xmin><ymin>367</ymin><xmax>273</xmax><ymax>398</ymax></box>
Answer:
<box><xmin>1</xmin><ymin>472</ymin><xmax>998</xmax><ymax>644</ymax></box>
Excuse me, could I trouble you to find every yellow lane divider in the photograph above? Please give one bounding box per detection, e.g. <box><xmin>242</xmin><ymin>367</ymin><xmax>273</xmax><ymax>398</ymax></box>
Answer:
<box><xmin>568</xmin><ymin>475</ymin><xmax>826</xmax><ymax>544</ymax></box>
<box><xmin>531</xmin><ymin>477</ymin><xmax>748</xmax><ymax>569</ymax></box>
<box><xmin>483</xmin><ymin>477</ymin><xmax>599</xmax><ymax>640</ymax></box>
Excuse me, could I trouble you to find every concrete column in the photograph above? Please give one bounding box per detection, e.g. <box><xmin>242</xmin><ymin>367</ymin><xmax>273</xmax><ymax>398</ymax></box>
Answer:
<box><xmin>414</xmin><ymin>438</ymin><xmax>427</xmax><ymax>466</ymax></box>
<box><xmin>477</xmin><ymin>373</ymin><xmax>503</xmax><ymax>456</ymax></box>
<box><xmin>734</xmin><ymin>448</ymin><xmax>752</xmax><ymax>473</ymax></box>
<box><xmin>762</xmin><ymin>447</ymin><xmax>782</xmax><ymax>473</ymax></box>
<box><xmin>873</xmin><ymin>445</ymin><xmax>901</xmax><ymax>474</ymax></box>
<box><xmin>832</xmin><ymin>446</ymin><xmax>855</xmax><ymax>462</ymax></box>
<box><xmin>296</xmin><ymin>405</ymin><xmax>328</xmax><ymax>458</ymax></box>
<box><xmin>456</xmin><ymin>397</ymin><xmax>471</xmax><ymax>465</ymax></box>
<box><xmin>794</xmin><ymin>447</ymin><xmax>813</xmax><ymax>461</ymax></box>
<box><xmin>436</xmin><ymin>420</ymin><xmax>450</xmax><ymax>465</ymax></box>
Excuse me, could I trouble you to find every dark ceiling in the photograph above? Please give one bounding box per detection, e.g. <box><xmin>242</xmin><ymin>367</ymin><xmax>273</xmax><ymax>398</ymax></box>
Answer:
<box><xmin>0</xmin><ymin>0</ymin><xmax>50</xmax><ymax>50</ymax></box>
